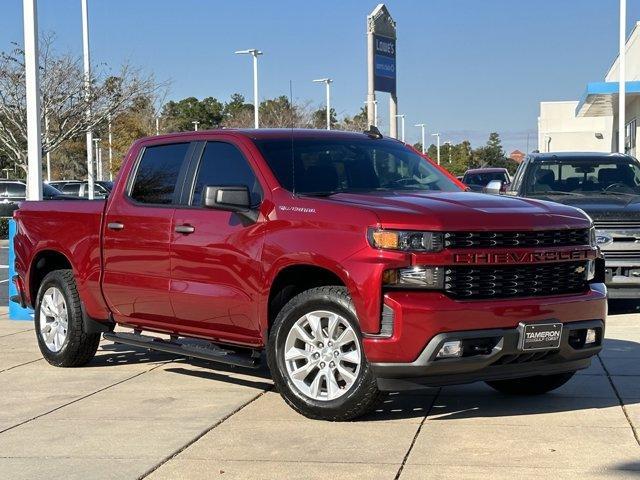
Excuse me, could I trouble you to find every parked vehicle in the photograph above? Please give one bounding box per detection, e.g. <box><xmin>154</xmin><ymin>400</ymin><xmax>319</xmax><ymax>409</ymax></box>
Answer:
<box><xmin>49</xmin><ymin>180</ymin><xmax>113</xmax><ymax>198</ymax></box>
<box><xmin>462</xmin><ymin>167</ymin><xmax>511</xmax><ymax>193</ymax></box>
<box><xmin>0</xmin><ymin>181</ymin><xmax>67</xmax><ymax>217</ymax></box>
<box><xmin>507</xmin><ymin>152</ymin><xmax>640</xmax><ymax>298</ymax></box>
<box><xmin>13</xmin><ymin>130</ymin><xmax>606</xmax><ymax>421</ymax></box>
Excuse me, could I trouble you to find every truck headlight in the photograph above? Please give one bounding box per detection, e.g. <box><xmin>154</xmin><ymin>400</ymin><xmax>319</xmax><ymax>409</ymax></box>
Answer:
<box><xmin>368</xmin><ymin>228</ymin><xmax>443</xmax><ymax>252</ymax></box>
<box><xmin>383</xmin><ymin>266</ymin><xmax>444</xmax><ymax>289</ymax></box>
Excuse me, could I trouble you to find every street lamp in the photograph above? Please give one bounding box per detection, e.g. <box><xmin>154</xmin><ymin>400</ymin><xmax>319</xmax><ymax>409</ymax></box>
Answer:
<box><xmin>415</xmin><ymin>123</ymin><xmax>427</xmax><ymax>154</ymax></box>
<box><xmin>313</xmin><ymin>78</ymin><xmax>333</xmax><ymax>130</ymax></box>
<box><xmin>235</xmin><ymin>49</ymin><xmax>263</xmax><ymax>129</ymax></box>
<box><xmin>431</xmin><ymin>133</ymin><xmax>441</xmax><ymax>165</ymax></box>
<box><xmin>92</xmin><ymin>138</ymin><xmax>101</xmax><ymax>182</ymax></box>
<box><xmin>395</xmin><ymin>114</ymin><xmax>405</xmax><ymax>142</ymax></box>
<box><xmin>81</xmin><ymin>0</ymin><xmax>94</xmax><ymax>200</ymax></box>
<box><xmin>192</xmin><ymin>121</ymin><xmax>199</xmax><ymax>131</ymax></box>
<box><xmin>364</xmin><ymin>100</ymin><xmax>378</xmax><ymax>127</ymax></box>
<box><xmin>107</xmin><ymin>114</ymin><xmax>113</xmax><ymax>181</ymax></box>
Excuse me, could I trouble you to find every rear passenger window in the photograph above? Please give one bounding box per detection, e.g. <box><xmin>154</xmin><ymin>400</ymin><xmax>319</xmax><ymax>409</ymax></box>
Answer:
<box><xmin>130</xmin><ymin>143</ymin><xmax>190</xmax><ymax>204</ymax></box>
<box><xmin>191</xmin><ymin>142</ymin><xmax>263</xmax><ymax>207</ymax></box>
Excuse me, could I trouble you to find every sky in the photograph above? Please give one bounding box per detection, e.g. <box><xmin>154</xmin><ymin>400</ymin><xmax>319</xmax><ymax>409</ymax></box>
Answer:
<box><xmin>2</xmin><ymin>0</ymin><xmax>639</xmax><ymax>153</ymax></box>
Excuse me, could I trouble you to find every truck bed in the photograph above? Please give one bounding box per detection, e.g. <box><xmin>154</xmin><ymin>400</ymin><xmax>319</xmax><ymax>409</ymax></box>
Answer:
<box><xmin>14</xmin><ymin>199</ymin><xmax>109</xmax><ymax>319</ymax></box>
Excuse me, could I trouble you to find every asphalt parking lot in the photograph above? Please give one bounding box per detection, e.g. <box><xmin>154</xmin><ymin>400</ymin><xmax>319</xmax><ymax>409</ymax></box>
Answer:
<box><xmin>0</xmin><ymin>301</ymin><xmax>638</xmax><ymax>480</ymax></box>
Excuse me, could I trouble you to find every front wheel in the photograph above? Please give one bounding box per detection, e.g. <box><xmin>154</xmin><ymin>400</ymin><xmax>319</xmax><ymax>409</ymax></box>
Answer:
<box><xmin>486</xmin><ymin>372</ymin><xmax>576</xmax><ymax>395</ymax></box>
<box><xmin>267</xmin><ymin>286</ymin><xmax>382</xmax><ymax>421</ymax></box>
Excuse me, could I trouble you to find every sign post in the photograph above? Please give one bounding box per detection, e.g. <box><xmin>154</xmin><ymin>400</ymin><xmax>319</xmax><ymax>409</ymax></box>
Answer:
<box><xmin>367</xmin><ymin>4</ymin><xmax>397</xmax><ymax>138</ymax></box>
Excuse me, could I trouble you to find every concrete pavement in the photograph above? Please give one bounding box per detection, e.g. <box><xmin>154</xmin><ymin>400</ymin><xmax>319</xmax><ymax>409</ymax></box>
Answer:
<box><xmin>1</xmin><ymin>307</ymin><xmax>638</xmax><ymax>480</ymax></box>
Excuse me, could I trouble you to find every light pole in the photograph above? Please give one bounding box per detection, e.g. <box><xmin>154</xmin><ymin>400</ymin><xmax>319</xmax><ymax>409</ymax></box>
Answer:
<box><xmin>23</xmin><ymin>0</ymin><xmax>43</xmax><ymax>200</ymax></box>
<box><xmin>313</xmin><ymin>78</ymin><xmax>333</xmax><ymax>130</ymax></box>
<box><xmin>107</xmin><ymin>114</ymin><xmax>113</xmax><ymax>181</ymax></box>
<box><xmin>619</xmin><ymin>0</ymin><xmax>626</xmax><ymax>153</ymax></box>
<box><xmin>93</xmin><ymin>138</ymin><xmax>101</xmax><ymax>182</ymax></box>
<box><xmin>155</xmin><ymin>116</ymin><xmax>160</xmax><ymax>135</ymax></box>
<box><xmin>395</xmin><ymin>115</ymin><xmax>405</xmax><ymax>142</ymax></box>
<box><xmin>44</xmin><ymin>110</ymin><xmax>51</xmax><ymax>182</ymax></box>
<box><xmin>431</xmin><ymin>133</ymin><xmax>441</xmax><ymax>165</ymax></box>
<box><xmin>192</xmin><ymin>121</ymin><xmax>199</xmax><ymax>131</ymax></box>
<box><xmin>81</xmin><ymin>0</ymin><xmax>94</xmax><ymax>199</ymax></box>
<box><xmin>235</xmin><ymin>49</ymin><xmax>263</xmax><ymax>128</ymax></box>
<box><xmin>415</xmin><ymin>124</ymin><xmax>427</xmax><ymax>154</ymax></box>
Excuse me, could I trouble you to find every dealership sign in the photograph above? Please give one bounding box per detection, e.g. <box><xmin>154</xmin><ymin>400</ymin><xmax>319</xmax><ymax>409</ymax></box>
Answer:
<box><xmin>374</xmin><ymin>34</ymin><xmax>396</xmax><ymax>94</ymax></box>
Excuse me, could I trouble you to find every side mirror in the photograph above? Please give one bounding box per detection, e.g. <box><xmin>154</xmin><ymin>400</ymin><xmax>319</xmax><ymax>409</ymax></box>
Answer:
<box><xmin>203</xmin><ymin>185</ymin><xmax>251</xmax><ymax>211</ymax></box>
<box><xmin>484</xmin><ymin>180</ymin><xmax>503</xmax><ymax>195</ymax></box>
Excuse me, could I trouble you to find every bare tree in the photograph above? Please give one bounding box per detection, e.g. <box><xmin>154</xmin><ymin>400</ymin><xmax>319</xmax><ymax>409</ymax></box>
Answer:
<box><xmin>0</xmin><ymin>35</ymin><xmax>164</xmax><ymax>172</ymax></box>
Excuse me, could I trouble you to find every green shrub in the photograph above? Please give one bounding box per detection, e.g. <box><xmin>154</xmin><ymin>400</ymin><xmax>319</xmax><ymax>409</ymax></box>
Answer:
<box><xmin>0</xmin><ymin>217</ymin><xmax>10</xmax><ymax>240</ymax></box>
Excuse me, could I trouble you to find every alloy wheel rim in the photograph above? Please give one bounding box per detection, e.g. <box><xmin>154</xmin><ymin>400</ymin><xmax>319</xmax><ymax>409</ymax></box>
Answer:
<box><xmin>39</xmin><ymin>286</ymin><xmax>68</xmax><ymax>353</ymax></box>
<box><xmin>283</xmin><ymin>310</ymin><xmax>362</xmax><ymax>402</ymax></box>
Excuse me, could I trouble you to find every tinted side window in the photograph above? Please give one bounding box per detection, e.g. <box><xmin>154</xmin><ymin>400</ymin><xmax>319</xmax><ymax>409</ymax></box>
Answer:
<box><xmin>4</xmin><ymin>183</ymin><xmax>26</xmax><ymax>197</ymax></box>
<box><xmin>191</xmin><ymin>142</ymin><xmax>263</xmax><ymax>207</ymax></box>
<box><xmin>62</xmin><ymin>184</ymin><xmax>81</xmax><ymax>195</ymax></box>
<box><xmin>130</xmin><ymin>143</ymin><xmax>190</xmax><ymax>204</ymax></box>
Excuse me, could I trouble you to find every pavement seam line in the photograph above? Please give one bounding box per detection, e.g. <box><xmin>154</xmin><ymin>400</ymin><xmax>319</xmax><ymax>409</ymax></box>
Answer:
<box><xmin>137</xmin><ymin>388</ymin><xmax>271</xmax><ymax>480</ymax></box>
<box><xmin>597</xmin><ymin>354</ymin><xmax>640</xmax><ymax>447</ymax></box>
<box><xmin>0</xmin><ymin>357</ymin><xmax>43</xmax><ymax>373</ymax></box>
<box><xmin>0</xmin><ymin>328</ymin><xmax>33</xmax><ymax>338</ymax></box>
<box><xmin>0</xmin><ymin>360</ymin><xmax>171</xmax><ymax>434</ymax></box>
<box><xmin>394</xmin><ymin>388</ymin><xmax>440</xmax><ymax>480</ymax></box>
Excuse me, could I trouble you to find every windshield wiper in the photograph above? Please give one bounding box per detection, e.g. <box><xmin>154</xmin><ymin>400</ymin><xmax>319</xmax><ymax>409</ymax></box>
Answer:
<box><xmin>297</xmin><ymin>191</ymin><xmax>342</xmax><ymax>197</ymax></box>
<box><xmin>598</xmin><ymin>190</ymin><xmax>640</xmax><ymax>197</ymax></box>
<box><xmin>533</xmin><ymin>190</ymin><xmax>585</xmax><ymax>196</ymax></box>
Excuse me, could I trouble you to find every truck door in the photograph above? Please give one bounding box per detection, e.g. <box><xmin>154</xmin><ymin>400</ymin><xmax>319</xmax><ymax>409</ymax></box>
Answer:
<box><xmin>102</xmin><ymin>141</ymin><xmax>194</xmax><ymax>330</ymax></box>
<box><xmin>169</xmin><ymin>139</ymin><xmax>266</xmax><ymax>345</ymax></box>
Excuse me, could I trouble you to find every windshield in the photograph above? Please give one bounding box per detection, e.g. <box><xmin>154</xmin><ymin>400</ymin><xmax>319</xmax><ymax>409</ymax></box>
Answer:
<box><xmin>463</xmin><ymin>171</ymin><xmax>508</xmax><ymax>186</ymax></box>
<box><xmin>254</xmin><ymin>137</ymin><xmax>460</xmax><ymax>195</ymax></box>
<box><xmin>525</xmin><ymin>158</ymin><xmax>640</xmax><ymax>196</ymax></box>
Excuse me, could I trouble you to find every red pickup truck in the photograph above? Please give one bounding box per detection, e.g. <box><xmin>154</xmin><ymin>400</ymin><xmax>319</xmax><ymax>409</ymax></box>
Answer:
<box><xmin>13</xmin><ymin>129</ymin><xmax>607</xmax><ymax>420</ymax></box>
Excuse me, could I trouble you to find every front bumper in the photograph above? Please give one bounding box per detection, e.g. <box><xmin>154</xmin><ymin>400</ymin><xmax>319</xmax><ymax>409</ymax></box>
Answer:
<box><xmin>372</xmin><ymin>319</ymin><xmax>603</xmax><ymax>390</ymax></box>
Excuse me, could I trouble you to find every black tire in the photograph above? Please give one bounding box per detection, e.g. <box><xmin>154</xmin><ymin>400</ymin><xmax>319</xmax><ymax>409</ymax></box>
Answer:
<box><xmin>34</xmin><ymin>269</ymin><xmax>100</xmax><ymax>367</ymax></box>
<box><xmin>267</xmin><ymin>286</ymin><xmax>382</xmax><ymax>421</ymax></box>
<box><xmin>486</xmin><ymin>371</ymin><xmax>576</xmax><ymax>395</ymax></box>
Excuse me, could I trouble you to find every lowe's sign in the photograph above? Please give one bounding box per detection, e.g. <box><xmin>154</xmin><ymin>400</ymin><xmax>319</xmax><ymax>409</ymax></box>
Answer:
<box><xmin>374</xmin><ymin>34</ymin><xmax>396</xmax><ymax>94</ymax></box>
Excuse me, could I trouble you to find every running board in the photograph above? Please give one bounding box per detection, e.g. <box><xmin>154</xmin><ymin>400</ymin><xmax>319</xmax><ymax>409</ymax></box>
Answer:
<box><xmin>103</xmin><ymin>331</ymin><xmax>261</xmax><ymax>369</ymax></box>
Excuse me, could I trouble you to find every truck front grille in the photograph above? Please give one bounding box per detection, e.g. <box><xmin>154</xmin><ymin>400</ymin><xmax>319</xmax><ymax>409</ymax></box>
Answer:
<box><xmin>444</xmin><ymin>261</ymin><xmax>589</xmax><ymax>299</ymax></box>
<box><xmin>443</xmin><ymin>229</ymin><xmax>589</xmax><ymax>249</ymax></box>
<box><xmin>603</xmin><ymin>250</ymin><xmax>640</xmax><ymax>260</ymax></box>
<box><xmin>594</xmin><ymin>220</ymin><xmax>640</xmax><ymax>229</ymax></box>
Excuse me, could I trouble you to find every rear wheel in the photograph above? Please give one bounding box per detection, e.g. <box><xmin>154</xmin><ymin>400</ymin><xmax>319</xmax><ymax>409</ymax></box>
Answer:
<box><xmin>486</xmin><ymin>372</ymin><xmax>576</xmax><ymax>395</ymax></box>
<box><xmin>35</xmin><ymin>270</ymin><xmax>100</xmax><ymax>367</ymax></box>
<box><xmin>267</xmin><ymin>286</ymin><xmax>382</xmax><ymax>421</ymax></box>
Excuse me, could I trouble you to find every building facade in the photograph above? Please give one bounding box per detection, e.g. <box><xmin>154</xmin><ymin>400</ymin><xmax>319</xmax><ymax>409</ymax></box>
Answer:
<box><xmin>538</xmin><ymin>21</ymin><xmax>640</xmax><ymax>156</ymax></box>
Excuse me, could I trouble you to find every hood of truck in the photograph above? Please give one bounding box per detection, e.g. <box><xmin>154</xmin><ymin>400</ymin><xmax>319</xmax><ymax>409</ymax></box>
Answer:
<box><xmin>326</xmin><ymin>191</ymin><xmax>591</xmax><ymax>231</ymax></box>
<box><xmin>529</xmin><ymin>193</ymin><xmax>640</xmax><ymax>221</ymax></box>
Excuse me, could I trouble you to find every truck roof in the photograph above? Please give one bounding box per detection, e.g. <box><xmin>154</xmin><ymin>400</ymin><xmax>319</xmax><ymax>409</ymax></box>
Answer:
<box><xmin>529</xmin><ymin>152</ymin><xmax>635</xmax><ymax>161</ymax></box>
<box><xmin>138</xmin><ymin>128</ymin><xmax>395</xmax><ymax>143</ymax></box>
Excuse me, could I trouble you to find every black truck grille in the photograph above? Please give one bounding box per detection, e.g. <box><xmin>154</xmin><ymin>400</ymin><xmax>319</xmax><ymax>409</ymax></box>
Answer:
<box><xmin>444</xmin><ymin>229</ymin><xmax>589</xmax><ymax>249</ymax></box>
<box><xmin>444</xmin><ymin>261</ymin><xmax>589</xmax><ymax>299</ymax></box>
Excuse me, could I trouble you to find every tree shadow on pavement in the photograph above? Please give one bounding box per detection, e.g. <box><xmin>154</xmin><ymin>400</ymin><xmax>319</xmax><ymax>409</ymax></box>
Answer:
<box><xmin>363</xmin><ymin>338</ymin><xmax>640</xmax><ymax>423</ymax></box>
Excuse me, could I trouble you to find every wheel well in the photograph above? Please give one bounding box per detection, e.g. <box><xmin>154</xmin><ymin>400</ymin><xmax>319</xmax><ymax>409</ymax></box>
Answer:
<box><xmin>29</xmin><ymin>250</ymin><xmax>72</xmax><ymax>305</ymax></box>
<box><xmin>268</xmin><ymin>265</ymin><xmax>345</xmax><ymax>333</ymax></box>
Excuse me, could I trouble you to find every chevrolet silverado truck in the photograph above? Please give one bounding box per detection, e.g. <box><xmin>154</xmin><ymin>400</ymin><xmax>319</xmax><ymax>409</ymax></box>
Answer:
<box><xmin>508</xmin><ymin>152</ymin><xmax>640</xmax><ymax>299</ymax></box>
<box><xmin>13</xmin><ymin>129</ymin><xmax>606</xmax><ymax>421</ymax></box>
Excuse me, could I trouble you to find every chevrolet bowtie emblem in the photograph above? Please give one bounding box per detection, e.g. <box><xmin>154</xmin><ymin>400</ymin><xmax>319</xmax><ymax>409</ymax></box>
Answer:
<box><xmin>575</xmin><ymin>266</ymin><xmax>586</xmax><ymax>273</ymax></box>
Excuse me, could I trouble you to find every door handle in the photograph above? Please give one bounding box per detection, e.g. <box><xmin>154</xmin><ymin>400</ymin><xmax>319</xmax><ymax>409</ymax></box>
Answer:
<box><xmin>107</xmin><ymin>222</ymin><xmax>124</xmax><ymax>231</ymax></box>
<box><xmin>175</xmin><ymin>224</ymin><xmax>195</xmax><ymax>234</ymax></box>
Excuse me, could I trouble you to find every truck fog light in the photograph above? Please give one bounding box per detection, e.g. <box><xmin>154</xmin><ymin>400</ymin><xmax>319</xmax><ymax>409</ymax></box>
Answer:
<box><xmin>585</xmin><ymin>328</ymin><xmax>597</xmax><ymax>345</ymax></box>
<box><xmin>436</xmin><ymin>340</ymin><xmax>463</xmax><ymax>358</ymax></box>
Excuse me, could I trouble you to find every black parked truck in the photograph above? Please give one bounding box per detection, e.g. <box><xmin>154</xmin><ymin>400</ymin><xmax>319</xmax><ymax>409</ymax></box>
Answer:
<box><xmin>507</xmin><ymin>152</ymin><xmax>640</xmax><ymax>299</ymax></box>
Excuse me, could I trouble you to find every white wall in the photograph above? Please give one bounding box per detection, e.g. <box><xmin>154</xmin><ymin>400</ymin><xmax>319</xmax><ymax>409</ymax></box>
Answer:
<box><xmin>606</xmin><ymin>21</ymin><xmax>640</xmax><ymax>81</ymax></box>
<box><xmin>538</xmin><ymin>101</ymin><xmax>613</xmax><ymax>152</ymax></box>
